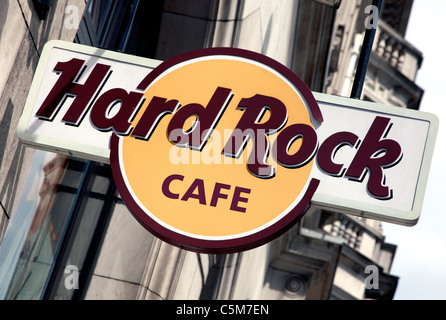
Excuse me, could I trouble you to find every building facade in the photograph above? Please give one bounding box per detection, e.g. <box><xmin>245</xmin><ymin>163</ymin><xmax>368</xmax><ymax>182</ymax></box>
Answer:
<box><xmin>0</xmin><ymin>0</ymin><xmax>423</xmax><ymax>300</ymax></box>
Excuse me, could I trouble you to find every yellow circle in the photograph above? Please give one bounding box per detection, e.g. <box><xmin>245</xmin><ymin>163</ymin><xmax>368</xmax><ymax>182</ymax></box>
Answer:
<box><xmin>120</xmin><ymin>57</ymin><xmax>314</xmax><ymax>238</ymax></box>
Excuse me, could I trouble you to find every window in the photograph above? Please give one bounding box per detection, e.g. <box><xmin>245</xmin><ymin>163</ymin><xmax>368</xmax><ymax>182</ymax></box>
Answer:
<box><xmin>0</xmin><ymin>153</ymin><xmax>82</xmax><ymax>298</ymax></box>
<box><xmin>77</xmin><ymin>0</ymin><xmax>164</xmax><ymax>58</ymax></box>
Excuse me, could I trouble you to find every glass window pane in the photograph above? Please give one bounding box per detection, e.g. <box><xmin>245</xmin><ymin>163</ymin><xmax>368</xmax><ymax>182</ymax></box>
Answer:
<box><xmin>51</xmin><ymin>163</ymin><xmax>115</xmax><ymax>300</ymax></box>
<box><xmin>0</xmin><ymin>151</ymin><xmax>87</xmax><ymax>300</ymax></box>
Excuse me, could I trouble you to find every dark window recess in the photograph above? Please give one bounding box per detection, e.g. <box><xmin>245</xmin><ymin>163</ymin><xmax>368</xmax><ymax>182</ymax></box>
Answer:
<box><xmin>32</xmin><ymin>0</ymin><xmax>54</xmax><ymax>20</ymax></box>
<box><xmin>42</xmin><ymin>162</ymin><xmax>117</xmax><ymax>300</ymax></box>
<box><xmin>84</xmin><ymin>0</ymin><xmax>164</xmax><ymax>59</ymax></box>
<box><xmin>122</xmin><ymin>0</ymin><xmax>164</xmax><ymax>58</ymax></box>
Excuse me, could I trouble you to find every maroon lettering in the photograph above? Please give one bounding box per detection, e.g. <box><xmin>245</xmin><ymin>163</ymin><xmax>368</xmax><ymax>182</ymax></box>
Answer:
<box><xmin>317</xmin><ymin>131</ymin><xmax>359</xmax><ymax>176</ymax></box>
<box><xmin>223</xmin><ymin>94</ymin><xmax>288</xmax><ymax>178</ymax></box>
<box><xmin>230</xmin><ymin>187</ymin><xmax>251</xmax><ymax>213</ymax></box>
<box><xmin>132</xmin><ymin>97</ymin><xmax>180</xmax><ymax>140</ymax></box>
<box><xmin>90</xmin><ymin>88</ymin><xmax>144</xmax><ymax>135</ymax></box>
<box><xmin>162</xmin><ymin>174</ymin><xmax>184</xmax><ymax>199</ymax></box>
<box><xmin>210</xmin><ymin>183</ymin><xmax>231</xmax><ymax>207</ymax></box>
<box><xmin>274</xmin><ymin>123</ymin><xmax>318</xmax><ymax>168</ymax></box>
<box><xmin>167</xmin><ymin>87</ymin><xmax>233</xmax><ymax>150</ymax></box>
<box><xmin>36</xmin><ymin>58</ymin><xmax>111</xmax><ymax>125</ymax></box>
<box><xmin>162</xmin><ymin>175</ymin><xmax>251</xmax><ymax>212</ymax></box>
<box><xmin>181</xmin><ymin>178</ymin><xmax>207</xmax><ymax>205</ymax></box>
<box><xmin>36</xmin><ymin>65</ymin><xmax>407</xmax><ymax>202</ymax></box>
<box><xmin>345</xmin><ymin>116</ymin><xmax>403</xmax><ymax>200</ymax></box>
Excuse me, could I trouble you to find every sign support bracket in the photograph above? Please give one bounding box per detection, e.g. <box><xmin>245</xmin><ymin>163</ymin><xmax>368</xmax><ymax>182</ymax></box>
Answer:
<box><xmin>350</xmin><ymin>0</ymin><xmax>383</xmax><ymax>99</ymax></box>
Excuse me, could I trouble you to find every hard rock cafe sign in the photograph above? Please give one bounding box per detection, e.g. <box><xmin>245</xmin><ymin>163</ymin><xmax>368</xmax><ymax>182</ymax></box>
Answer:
<box><xmin>18</xmin><ymin>41</ymin><xmax>438</xmax><ymax>253</ymax></box>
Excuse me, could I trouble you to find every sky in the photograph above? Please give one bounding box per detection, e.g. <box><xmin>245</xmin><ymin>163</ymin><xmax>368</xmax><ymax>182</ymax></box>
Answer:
<box><xmin>380</xmin><ymin>0</ymin><xmax>446</xmax><ymax>300</ymax></box>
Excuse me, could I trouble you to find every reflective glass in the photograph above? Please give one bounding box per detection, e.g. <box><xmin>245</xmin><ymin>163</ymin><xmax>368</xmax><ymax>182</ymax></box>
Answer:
<box><xmin>51</xmin><ymin>163</ymin><xmax>114</xmax><ymax>300</ymax></box>
<box><xmin>0</xmin><ymin>151</ymin><xmax>87</xmax><ymax>299</ymax></box>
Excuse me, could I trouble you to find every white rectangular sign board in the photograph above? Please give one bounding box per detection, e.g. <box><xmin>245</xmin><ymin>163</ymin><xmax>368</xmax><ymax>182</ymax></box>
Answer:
<box><xmin>310</xmin><ymin>94</ymin><xmax>437</xmax><ymax>226</ymax></box>
<box><xmin>18</xmin><ymin>41</ymin><xmax>438</xmax><ymax>226</ymax></box>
